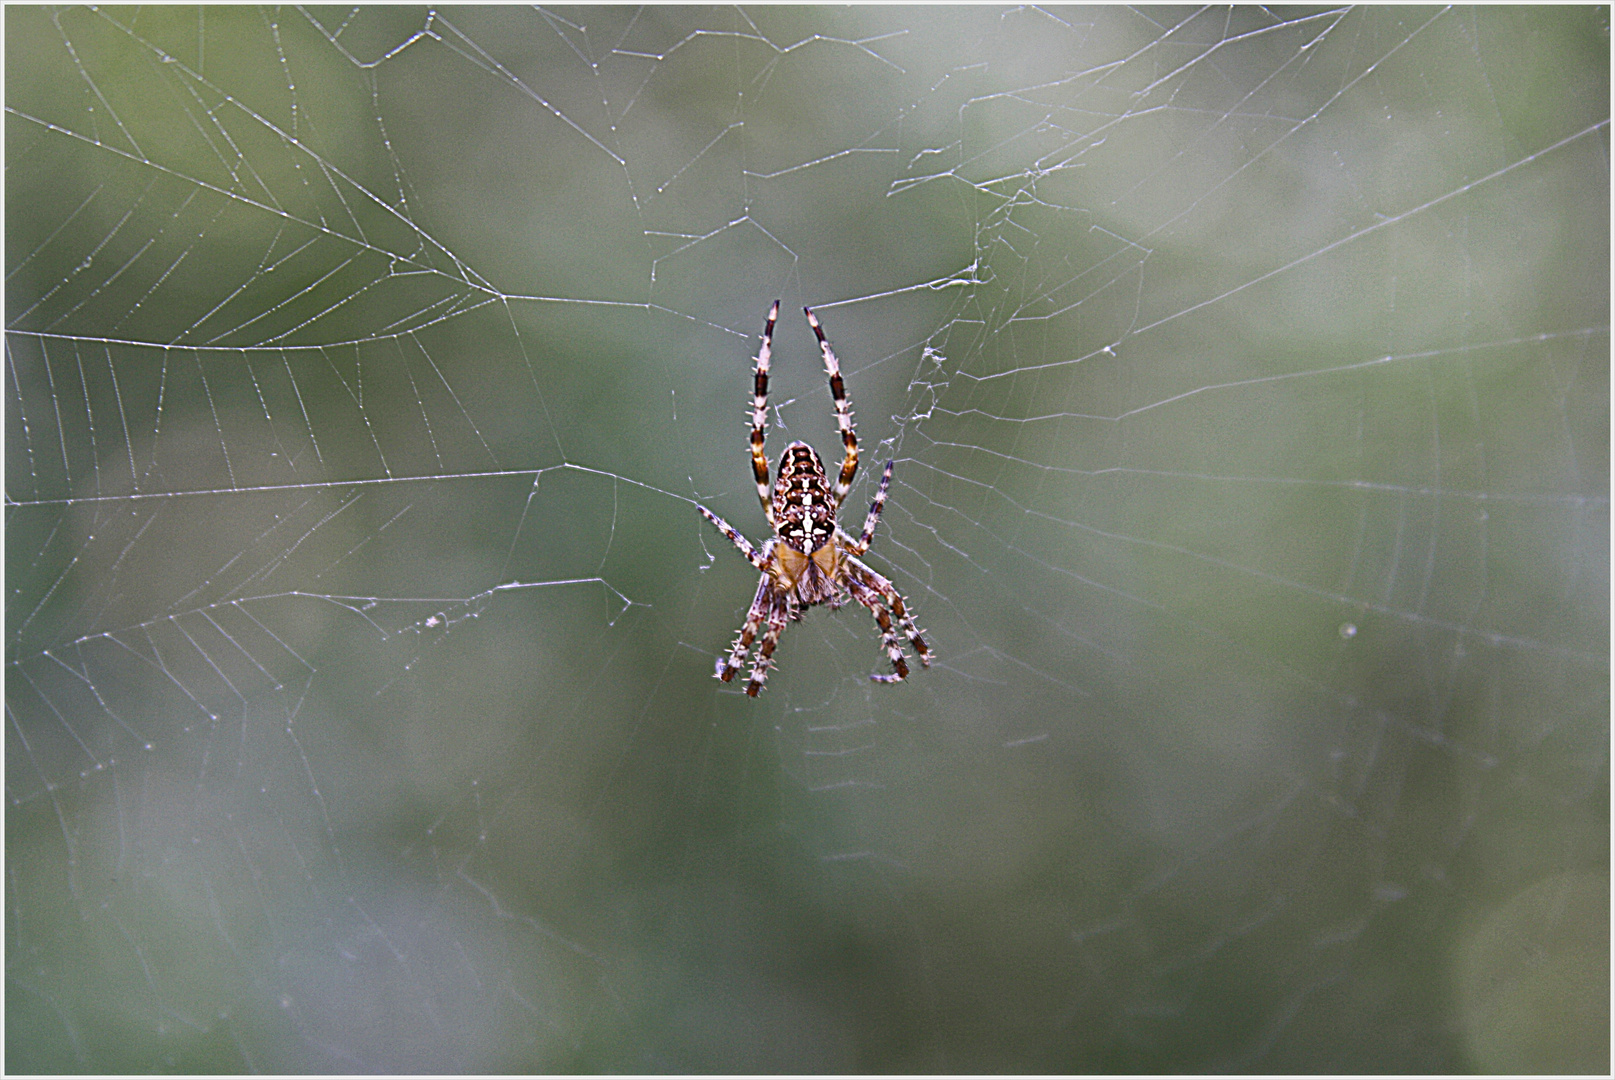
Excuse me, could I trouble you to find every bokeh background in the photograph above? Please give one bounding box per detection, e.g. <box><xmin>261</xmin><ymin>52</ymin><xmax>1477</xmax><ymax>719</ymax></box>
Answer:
<box><xmin>7</xmin><ymin>6</ymin><xmax>1608</xmax><ymax>1072</ymax></box>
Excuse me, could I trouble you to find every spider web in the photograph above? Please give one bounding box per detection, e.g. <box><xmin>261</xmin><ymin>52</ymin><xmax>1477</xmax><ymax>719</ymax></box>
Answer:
<box><xmin>6</xmin><ymin>6</ymin><xmax>1608</xmax><ymax>1072</ymax></box>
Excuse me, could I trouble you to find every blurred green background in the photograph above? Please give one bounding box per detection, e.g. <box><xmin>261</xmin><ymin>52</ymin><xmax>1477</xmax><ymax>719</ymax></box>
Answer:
<box><xmin>6</xmin><ymin>6</ymin><xmax>1607</xmax><ymax>1072</ymax></box>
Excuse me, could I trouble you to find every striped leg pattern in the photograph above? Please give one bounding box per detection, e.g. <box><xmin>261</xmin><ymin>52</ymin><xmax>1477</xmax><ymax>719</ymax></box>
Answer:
<box><xmin>716</xmin><ymin>573</ymin><xmax>772</xmax><ymax>682</ymax></box>
<box><xmin>847</xmin><ymin>556</ymin><xmax>933</xmax><ymax>680</ymax></box>
<box><xmin>750</xmin><ymin>301</ymin><xmax>779</xmax><ymax>526</ymax></box>
<box><xmin>746</xmin><ymin>594</ymin><xmax>792</xmax><ymax>697</ymax></box>
<box><xmin>848</xmin><ymin>576</ymin><xmax>910</xmax><ymax>683</ymax></box>
<box><xmin>805</xmin><ymin>306</ymin><xmax>859</xmax><ymax>507</ymax></box>
<box><xmin>842</xmin><ymin>459</ymin><xmax>894</xmax><ymax>555</ymax></box>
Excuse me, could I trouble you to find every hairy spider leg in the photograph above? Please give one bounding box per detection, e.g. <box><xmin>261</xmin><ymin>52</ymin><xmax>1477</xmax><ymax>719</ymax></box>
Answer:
<box><xmin>696</xmin><ymin>504</ymin><xmax>769</xmax><ymax>572</ymax></box>
<box><xmin>804</xmin><ymin>307</ymin><xmax>859</xmax><ymax>507</ymax></box>
<box><xmin>750</xmin><ymin>301</ymin><xmax>780</xmax><ymax>526</ymax></box>
<box><xmin>746</xmin><ymin>593</ymin><xmax>792</xmax><ymax>696</ymax></box>
<box><xmin>848</xmin><ymin>575</ymin><xmax>910</xmax><ymax>682</ymax></box>
<box><xmin>844</xmin><ymin>459</ymin><xmax>895</xmax><ymax>556</ymax></box>
<box><xmin>847</xmin><ymin>556</ymin><xmax>933</xmax><ymax>671</ymax></box>
<box><xmin>717</xmin><ymin>573</ymin><xmax>772</xmax><ymax>683</ymax></box>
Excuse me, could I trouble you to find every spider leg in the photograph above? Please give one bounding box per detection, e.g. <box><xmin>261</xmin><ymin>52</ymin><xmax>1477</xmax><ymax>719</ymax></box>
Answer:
<box><xmin>750</xmin><ymin>301</ymin><xmax>780</xmax><ymax>526</ymax></box>
<box><xmin>697</xmin><ymin>504</ymin><xmax>769</xmax><ymax>572</ymax></box>
<box><xmin>717</xmin><ymin>573</ymin><xmax>772</xmax><ymax>683</ymax></box>
<box><xmin>804</xmin><ymin>307</ymin><xmax>858</xmax><ymax>507</ymax></box>
<box><xmin>843</xmin><ymin>459</ymin><xmax>894</xmax><ymax>556</ymax></box>
<box><xmin>848</xmin><ymin>576</ymin><xmax>910</xmax><ymax>683</ymax></box>
<box><xmin>846</xmin><ymin>554</ymin><xmax>933</xmax><ymax>671</ymax></box>
<box><xmin>746</xmin><ymin>593</ymin><xmax>792</xmax><ymax>697</ymax></box>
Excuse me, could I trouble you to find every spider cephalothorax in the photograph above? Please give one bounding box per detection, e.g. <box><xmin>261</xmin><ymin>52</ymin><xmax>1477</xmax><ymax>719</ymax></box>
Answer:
<box><xmin>696</xmin><ymin>302</ymin><xmax>932</xmax><ymax>696</ymax></box>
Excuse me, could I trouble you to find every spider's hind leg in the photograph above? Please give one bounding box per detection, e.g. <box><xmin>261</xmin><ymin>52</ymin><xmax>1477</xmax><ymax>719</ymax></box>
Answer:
<box><xmin>804</xmin><ymin>307</ymin><xmax>859</xmax><ymax>506</ymax></box>
<box><xmin>750</xmin><ymin>301</ymin><xmax>780</xmax><ymax>525</ymax></box>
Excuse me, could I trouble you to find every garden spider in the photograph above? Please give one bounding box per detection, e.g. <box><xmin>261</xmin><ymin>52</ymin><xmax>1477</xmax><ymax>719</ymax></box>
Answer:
<box><xmin>697</xmin><ymin>301</ymin><xmax>932</xmax><ymax>697</ymax></box>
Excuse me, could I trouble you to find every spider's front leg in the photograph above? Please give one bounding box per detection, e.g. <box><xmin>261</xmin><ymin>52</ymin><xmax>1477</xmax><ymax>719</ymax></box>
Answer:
<box><xmin>716</xmin><ymin>574</ymin><xmax>773</xmax><ymax>683</ymax></box>
<box><xmin>846</xmin><ymin>555</ymin><xmax>934</xmax><ymax>680</ymax></box>
<box><xmin>746</xmin><ymin>594</ymin><xmax>792</xmax><ymax>697</ymax></box>
<box><xmin>849</xmin><ymin>576</ymin><xmax>910</xmax><ymax>683</ymax></box>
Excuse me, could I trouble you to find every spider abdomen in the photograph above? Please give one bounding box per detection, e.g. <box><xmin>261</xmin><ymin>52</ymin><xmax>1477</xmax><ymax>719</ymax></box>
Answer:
<box><xmin>772</xmin><ymin>441</ymin><xmax>838</xmax><ymax>554</ymax></box>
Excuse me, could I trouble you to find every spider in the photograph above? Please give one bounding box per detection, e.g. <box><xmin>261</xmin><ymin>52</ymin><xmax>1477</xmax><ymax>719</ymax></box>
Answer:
<box><xmin>697</xmin><ymin>301</ymin><xmax>932</xmax><ymax>696</ymax></box>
